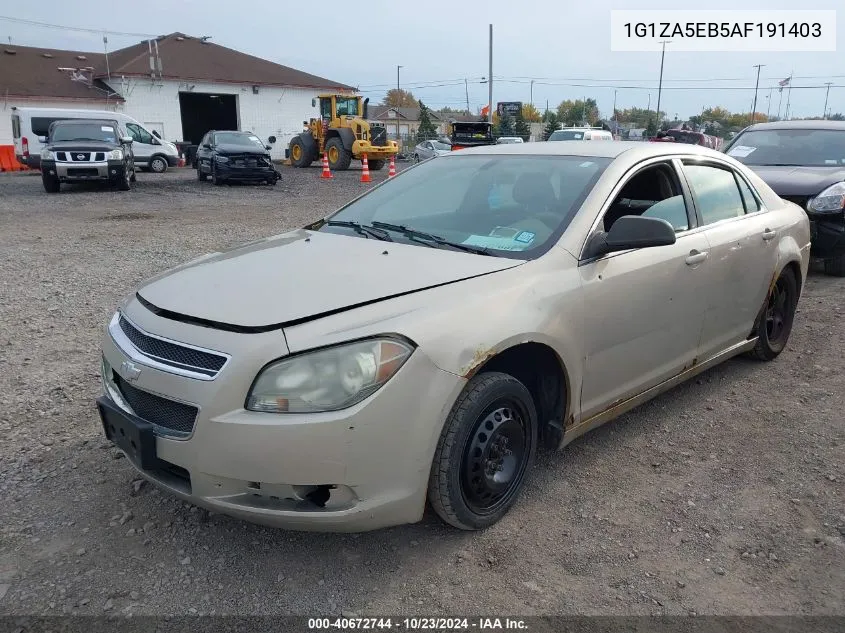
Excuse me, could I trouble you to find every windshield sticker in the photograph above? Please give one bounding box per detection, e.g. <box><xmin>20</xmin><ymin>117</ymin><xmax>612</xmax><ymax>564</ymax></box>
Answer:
<box><xmin>462</xmin><ymin>235</ymin><xmax>531</xmax><ymax>251</ymax></box>
<box><xmin>824</xmin><ymin>159</ymin><xmax>838</xmax><ymax>165</ymax></box>
<box><xmin>579</xmin><ymin>161</ymin><xmax>595</xmax><ymax>167</ymax></box>
<box><xmin>249</xmin><ymin>136</ymin><xmax>260</xmax><ymax>142</ymax></box>
<box><xmin>727</xmin><ymin>145</ymin><xmax>756</xmax><ymax>158</ymax></box>
<box><xmin>101</xmin><ymin>126</ymin><xmax>113</xmax><ymax>132</ymax></box>
<box><xmin>515</xmin><ymin>231</ymin><xmax>536</xmax><ymax>244</ymax></box>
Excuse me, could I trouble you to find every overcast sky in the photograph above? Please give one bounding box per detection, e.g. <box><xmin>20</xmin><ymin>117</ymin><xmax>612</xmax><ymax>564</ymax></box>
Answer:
<box><xmin>2</xmin><ymin>0</ymin><xmax>842</xmax><ymax>120</ymax></box>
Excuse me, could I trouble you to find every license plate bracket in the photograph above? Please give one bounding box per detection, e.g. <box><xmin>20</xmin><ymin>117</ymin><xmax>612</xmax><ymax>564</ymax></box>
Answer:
<box><xmin>97</xmin><ymin>396</ymin><xmax>157</xmax><ymax>469</ymax></box>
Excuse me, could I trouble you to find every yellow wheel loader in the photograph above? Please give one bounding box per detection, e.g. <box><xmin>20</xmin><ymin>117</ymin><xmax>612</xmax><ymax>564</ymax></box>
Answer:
<box><xmin>288</xmin><ymin>95</ymin><xmax>399</xmax><ymax>171</ymax></box>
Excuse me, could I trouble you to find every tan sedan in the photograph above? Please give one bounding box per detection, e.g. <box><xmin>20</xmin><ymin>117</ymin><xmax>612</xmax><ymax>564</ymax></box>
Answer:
<box><xmin>98</xmin><ymin>142</ymin><xmax>811</xmax><ymax>531</ymax></box>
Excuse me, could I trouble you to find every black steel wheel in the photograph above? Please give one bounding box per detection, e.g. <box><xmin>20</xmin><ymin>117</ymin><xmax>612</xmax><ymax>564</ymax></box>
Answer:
<box><xmin>751</xmin><ymin>268</ymin><xmax>798</xmax><ymax>361</ymax></box>
<box><xmin>428</xmin><ymin>372</ymin><xmax>538</xmax><ymax>530</ymax></box>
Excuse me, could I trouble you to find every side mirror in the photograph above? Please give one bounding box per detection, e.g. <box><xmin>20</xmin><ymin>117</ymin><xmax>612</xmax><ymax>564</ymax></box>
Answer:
<box><xmin>152</xmin><ymin>130</ymin><xmax>161</xmax><ymax>139</ymax></box>
<box><xmin>586</xmin><ymin>215</ymin><xmax>676</xmax><ymax>259</ymax></box>
<box><xmin>311</xmin><ymin>98</ymin><xmax>317</xmax><ymax>108</ymax></box>
<box><xmin>202</xmin><ymin>143</ymin><xmax>212</xmax><ymax>150</ymax></box>
<box><xmin>120</xmin><ymin>136</ymin><xmax>134</xmax><ymax>145</ymax></box>
<box><xmin>37</xmin><ymin>135</ymin><xmax>47</xmax><ymax>143</ymax></box>
<box><xmin>265</xmin><ymin>145</ymin><xmax>272</xmax><ymax>151</ymax></box>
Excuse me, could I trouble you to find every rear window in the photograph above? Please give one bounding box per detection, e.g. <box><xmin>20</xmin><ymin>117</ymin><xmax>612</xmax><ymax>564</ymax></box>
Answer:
<box><xmin>549</xmin><ymin>130</ymin><xmax>584</xmax><ymax>141</ymax></box>
<box><xmin>11</xmin><ymin>115</ymin><xmax>21</xmax><ymax>139</ymax></box>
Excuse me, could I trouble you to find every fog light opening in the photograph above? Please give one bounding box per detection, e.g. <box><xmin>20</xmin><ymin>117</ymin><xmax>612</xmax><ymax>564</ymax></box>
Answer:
<box><xmin>305</xmin><ymin>485</ymin><xmax>334</xmax><ymax>508</ymax></box>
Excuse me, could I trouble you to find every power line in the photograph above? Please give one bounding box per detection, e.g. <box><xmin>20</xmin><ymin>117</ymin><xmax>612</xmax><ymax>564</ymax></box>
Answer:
<box><xmin>0</xmin><ymin>15</ymin><xmax>159</xmax><ymax>38</ymax></box>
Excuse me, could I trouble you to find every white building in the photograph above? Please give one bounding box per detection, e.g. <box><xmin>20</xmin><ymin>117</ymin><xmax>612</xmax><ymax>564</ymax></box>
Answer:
<box><xmin>0</xmin><ymin>33</ymin><xmax>354</xmax><ymax>160</ymax></box>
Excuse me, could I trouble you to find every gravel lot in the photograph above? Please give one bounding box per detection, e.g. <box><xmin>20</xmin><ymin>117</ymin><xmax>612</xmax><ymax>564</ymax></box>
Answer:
<box><xmin>0</xmin><ymin>166</ymin><xmax>843</xmax><ymax>618</ymax></box>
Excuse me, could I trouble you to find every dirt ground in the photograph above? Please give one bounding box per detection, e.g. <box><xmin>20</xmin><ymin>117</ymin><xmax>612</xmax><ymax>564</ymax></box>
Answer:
<box><xmin>0</xmin><ymin>166</ymin><xmax>843</xmax><ymax>617</ymax></box>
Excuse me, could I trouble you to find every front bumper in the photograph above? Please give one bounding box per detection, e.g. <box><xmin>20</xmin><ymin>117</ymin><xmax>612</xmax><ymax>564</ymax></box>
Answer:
<box><xmin>216</xmin><ymin>161</ymin><xmax>279</xmax><ymax>182</ymax></box>
<box><xmin>98</xmin><ymin>300</ymin><xmax>464</xmax><ymax>531</ymax></box>
<box><xmin>351</xmin><ymin>140</ymin><xmax>399</xmax><ymax>159</ymax></box>
<box><xmin>808</xmin><ymin>215</ymin><xmax>845</xmax><ymax>259</ymax></box>
<box><xmin>42</xmin><ymin>160</ymin><xmax>127</xmax><ymax>182</ymax></box>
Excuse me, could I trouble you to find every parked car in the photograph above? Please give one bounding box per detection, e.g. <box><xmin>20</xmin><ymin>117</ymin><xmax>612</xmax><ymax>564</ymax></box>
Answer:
<box><xmin>412</xmin><ymin>139</ymin><xmax>452</xmax><ymax>162</ymax></box>
<box><xmin>548</xmin><ymin>127</ymin><xmax>613</xmax><ymax>141</ymax></box>
<box><xmin>12</xmin><ymin>106</ymin><xmax>179</xmax><ymax>172</ymax></box>
<box><xmin>98</xmin><ymin>141</ymin><xmax>809</xmax><ymax>532</ymax></box>
<box><xmin>724</xmin><ymin>120</ymin><xmax>845</xmax><ymax>276</ymax></box>
<box><xmin>39</xmin><ymin>119</ymin><xmax>136</xmax><ymax>193</ymax></box>
<box><xmin>195</xmin><ymin>130</ymin><xmax>280</xmax><ymax>185</ymax></box>
<box><xmin>496</xmin><ymin>137</ymin><xmax>525</xmax><ymax>144</ymax></box>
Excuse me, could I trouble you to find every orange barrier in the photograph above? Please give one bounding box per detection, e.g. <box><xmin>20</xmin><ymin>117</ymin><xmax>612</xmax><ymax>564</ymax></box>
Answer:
<box><xmin>0</xmin><ymin>145</ymin><xmax>30</xmax><ymax>172</ymax></box>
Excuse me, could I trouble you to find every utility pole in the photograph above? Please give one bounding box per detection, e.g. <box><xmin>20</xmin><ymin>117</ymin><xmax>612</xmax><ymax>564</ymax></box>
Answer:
<box><xmin>612</xmin><ymin>89</ymin><xmax>617</xmax><ymax>129</ymax></box>
<box><xmin>488</xmin><ymin>24</ymin><xmax>493</xmax><ymax>124</ymax></box>
<box><xmin>823</xmin><ymin>82</ymin><xmax>833</xmax><ymax>119</ymax></box>
<box><xmin>396</xmin><ymin>65</ymin><xmax>402</xmax><ymax>101</ymax></box>
<box><xmin>530</xmin><ymin>79</ymin><xmax>534</xmax><ymax>106</ymax></box>
<box><xmin>465</xmin><ymin>78</ymin><xmax>470</xmax><ymax>115</ymax></box>
<box><xmin>766</xmin><ymin>87</ymin><xmax>772</xmax><ymax>119</ymax></box>
<box><xmin>655</xmin><ymin>40</ymin><xmax>671</xmax><ymax>127</ymax></box>
<box><xmin>751</xmin><ymin>64</ymin><xmax>765</xmax><ymax>124</ymax></box>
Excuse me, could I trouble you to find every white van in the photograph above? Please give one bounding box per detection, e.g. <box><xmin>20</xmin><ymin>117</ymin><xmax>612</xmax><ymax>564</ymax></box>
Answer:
<box><xmin>547</xmin><ymin>127</ymin><xmax>613</xmax><ymax>141</ymax></box>
<box><xmin>12</xmin><ymin>107</ymin><xmax>180</xmax><ymax>172</ymax></box>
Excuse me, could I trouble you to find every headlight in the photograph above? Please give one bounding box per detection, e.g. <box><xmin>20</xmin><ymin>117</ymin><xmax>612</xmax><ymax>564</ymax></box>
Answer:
<box><xmin>107</xmin><ymin>148</ymin><xmax>124</xmax><ymax>160</ymax></box>
<box><xmin>214</xmin><ymin>155</ymin><xmax>230</xmax><ymax>163</ymax></box>
<box><xmin>40</xmin><ymin>149</ymin><xmax>54</xmax><ymax>160</ymax></box>
<box><xmin>246</xmin><ymin>338</ymin><xmax>414</xmax><ymax>413</ymax></box>
<box><xmin>807</xmin><ymin>182</ymin><xmax>845</xmax><ymax>213</ymax></box>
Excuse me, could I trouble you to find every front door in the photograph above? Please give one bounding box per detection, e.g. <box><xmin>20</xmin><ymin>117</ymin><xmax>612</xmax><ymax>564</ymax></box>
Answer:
<box><xmin>578</xmin><ymin>160</ymin><xmax>711</xmax><ymax>419</ymax></box>
<box><xmin>125</xmin><ymin>123</ymin><xmax>155</xmax><ymax>164</ymax></box>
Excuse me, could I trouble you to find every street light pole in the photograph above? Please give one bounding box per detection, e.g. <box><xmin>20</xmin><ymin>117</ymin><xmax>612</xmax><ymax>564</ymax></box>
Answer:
<box><xmin>823</xmin><ymin>82</ymin><xmax>833</xmax><ymax>119</ymax></box>
<box><xmin>751</xmin><ymin>64</ymin><xmax>765</xmax><ymax>124</ymax></box>
<box><xmin>655</xmin><ymin>40</ymin><xmax>670</xmax><ymax>126</ymax></box>
<box><xmin>488</xmin><ymin>24</ymin><xmax>493</xmax><ymax>124</ymax></box>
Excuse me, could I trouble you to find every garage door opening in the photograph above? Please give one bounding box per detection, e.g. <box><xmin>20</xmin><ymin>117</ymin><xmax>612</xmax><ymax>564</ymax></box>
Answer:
<box><xmin>179</xmin><ymin>92</ymin><xmax>238</xmax><ymax>144</ymax></box>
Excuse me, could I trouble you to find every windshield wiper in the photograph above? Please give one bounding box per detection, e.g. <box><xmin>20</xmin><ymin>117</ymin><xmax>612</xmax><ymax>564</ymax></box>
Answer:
<box><xmin>371</xmin><ymin>221</ymin><xmax>498</xmax><ymax>256</ymax></box>
<box><xmin>326</xmin><ymin>220</ymin><xmax>393</xmax><ymax>241</ymax></box>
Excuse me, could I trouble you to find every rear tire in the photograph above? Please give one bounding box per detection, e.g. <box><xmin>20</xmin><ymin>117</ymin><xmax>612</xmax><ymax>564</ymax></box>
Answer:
<box><xmin>42</xmin><ymin>175</ymin><xmax>60</xmax><ymax>193</ymax></box>
<box><xmin>823</xmin><ymin>254</ymin><xmax>845</xmax><ymax>277</ymax></box>
<box><xmin>369</xmin><ymin>159</ymin><xmax>385</xmax><ymax>171</ymax></box>
<box><xmin>428</xmin><ymin>372</ymin><xmax>538</xmax><ymax>530</ymax></box>
<box><xmin>289</xmin><ymin>136</ymin><xmax>313</xmax><ymax>168</ymax></box>
<box><xmin>325</xmin><ymin>138</ymin><xmax>352</xmax><ymax>171</ymax></box>
<box><xmin>750</xmin><ymin>268</ymin><xmax>798</xmax><ymax>361</ymax></box>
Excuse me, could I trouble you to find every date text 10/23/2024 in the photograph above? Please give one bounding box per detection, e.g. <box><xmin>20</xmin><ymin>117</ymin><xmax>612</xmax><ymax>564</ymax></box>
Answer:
<box><xmin>308</xmin><ymin>617</ymin><xmax>529</xmax><ymax>630</ymax></box>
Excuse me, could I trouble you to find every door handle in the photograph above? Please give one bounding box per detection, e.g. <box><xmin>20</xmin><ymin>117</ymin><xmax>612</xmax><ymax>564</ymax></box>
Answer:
<box><xmin>762</xmin><ymin>228</ymin><xmax>777</xmax><ymax>241</ymax></box>
<box><xmin>685</xmin><ymin>249</ymin><xmax>708</xmax><ymax>266</ymax></box>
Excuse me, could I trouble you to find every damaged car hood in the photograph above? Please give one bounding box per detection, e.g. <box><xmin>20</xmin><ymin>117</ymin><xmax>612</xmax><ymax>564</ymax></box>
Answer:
<box><xmin>747</xmin><ymin>165</ymin><xmax>845</xmax><ymax>196</ymax></box>
<box><xmin>136</xmin><ymin>229</ymin><xmax>522</xmax><ymax>330</ymax></box>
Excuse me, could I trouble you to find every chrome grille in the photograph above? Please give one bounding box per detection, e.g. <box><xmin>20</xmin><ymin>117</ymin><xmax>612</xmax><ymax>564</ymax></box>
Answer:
<box><xmin>117</xmin><ymin>314</ymin><xmax>227</xmax><ymax>378</ymax></box>
<box><xmin>114</xmin><ymin>374</ymin><xmax>198</xmax><ymax>435</ymax></box>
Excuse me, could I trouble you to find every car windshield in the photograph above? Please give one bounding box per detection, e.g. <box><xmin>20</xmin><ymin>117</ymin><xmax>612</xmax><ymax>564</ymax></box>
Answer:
<box><xmin>51</xmin><ymin>123</ymin><xmax>117</xmax><ymax>143</ymax></box>
<box><xmin>548</xmin><ymin>130</ymin><xmax>585</xmax><ymax>141</ymax></box>
<box><xmin>319</xmin><ymin>154</ymin><xmax>610</xmax><ymax>259</ymax></box>
<box><xmin>431</xmin><ymin>141</ymin><xmax>451</xmax><ymax>150</ymax></box>
<box><xmin>215</xmin><ymin>132</ymin><xmax>264</xmax><ymax>147</ymax></box>
<box><xmin>726</xmin><ymin>128</ymin><xmax>845</xmax><ymax>166</ymax></box>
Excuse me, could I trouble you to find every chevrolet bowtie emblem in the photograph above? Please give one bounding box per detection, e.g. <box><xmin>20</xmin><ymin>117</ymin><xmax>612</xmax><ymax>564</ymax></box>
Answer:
<box><xmin>120</xmin><ymin>360</ymin><xmax>142</xmax><ymax>382</ymax></box>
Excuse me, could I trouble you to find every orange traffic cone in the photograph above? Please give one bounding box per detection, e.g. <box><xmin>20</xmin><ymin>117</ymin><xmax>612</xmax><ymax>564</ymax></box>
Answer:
<box><xmin>360</xmin><ymin>153</ymin><xmax>371</xmax><ymax>183</ymax></box>
<box><xmin>320</xmin><ymin>152</ymin><xmax>333</xmax><ymax>179</ymax></box>
<box><xmin>388</xmin><ymin>154</ymin><xmax>396</xmax><ymax>178</ymax></box>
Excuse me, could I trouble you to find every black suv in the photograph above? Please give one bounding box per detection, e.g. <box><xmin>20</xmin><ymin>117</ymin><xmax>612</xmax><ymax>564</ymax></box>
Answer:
<box><xmin>724</xmin><ymin>120</ymin><xmax>845</xmax><ymax>276</ymax></box>
<box><xmin>195</xmin><ymin>130</ymin><xmax>280</xmax><ymax>186</ymax></box>
<box><xmin>39</xmin><ymin>119</ymin><xmax>136</xmax><ymax>193</ymax></box>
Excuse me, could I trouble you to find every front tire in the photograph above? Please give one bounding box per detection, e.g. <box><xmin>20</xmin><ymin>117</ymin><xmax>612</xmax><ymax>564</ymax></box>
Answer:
<box><xmin>289</xmin><ymin>136</ymin><xmax>313</xmax><ymax>168</ymax></box>
<box><xmin>211</xmin><ymin>163</ymin><xmax>224</xmax><ymax>186</ymax></box>
<box><xmin>369</xmin><ymin>159</ymin><xmax>385</xmax><ymax>171</ymax></box>
<box><xmin>823</xmin><ymin>254</ymin><xmax>845</xmax><ymax>277</ymax></box>
<box><xmin>325</xmin><ymin>138</ymin><xmax>352</xmax><ymax>171</ymax></box>
<box><xmin>750</xmin><ymin>268</ymin><xmax>798</xmax><ymax>361</ymax></box>
<box><xmin>117</xmin><ymin>168</ymin><xmax>131</xmax><ymax>191</ymax></box>
<box><xmin>42</xmin><ymin>175</ymin><xmax>60</xmax><ymax>193</ymax></box>
<box><xmin>149</xmin><ymin>156</ymin><xmax>168</xmax><ymax>173</ymax></box>
<box><xmin>428</xmin><ymin>372</ymin><xmax>538</xmax><ymax>531</ymax></box>
<box><xmin>197</xmin><ymin>166</ymin><xmax>207</xmax><ymax>181</ymax></box>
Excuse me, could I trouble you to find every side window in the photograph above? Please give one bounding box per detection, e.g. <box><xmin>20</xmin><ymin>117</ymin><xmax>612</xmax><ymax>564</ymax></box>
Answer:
<box><xmin>736</xmin><ymin>174</ymin><xmax>761</xmax><ymax>213</ymax></box>
<box><xmin>603</xmin><ymin>162</ymin><xmax>691</xmax><ymax>233</ymax></box>
<box><xmin>126</xmin><ymin>123</ymin><xmax>153</xmax><ymax>144</ymax></box>
<box><xmin>320</xmin><ymin>99</ymin><xmax>332</xmax><ymax>119</ymax></box>
<box><xmin>684</xmin><ymin>164</ymin><xmax>746</xmax><ymax>225</ymax></box>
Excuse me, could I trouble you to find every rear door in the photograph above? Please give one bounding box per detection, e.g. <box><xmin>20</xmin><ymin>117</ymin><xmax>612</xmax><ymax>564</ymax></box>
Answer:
<box><xmin>680</xmin><ymin>160</ymin><xmax>778</xmax><ymax>359</ymax></box>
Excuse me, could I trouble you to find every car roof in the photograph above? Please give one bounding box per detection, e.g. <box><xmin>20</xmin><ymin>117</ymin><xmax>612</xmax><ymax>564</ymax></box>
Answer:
<box><xmin>51</xmin><ymin>118</ymin><xmax>118</xmax><ymax>126</ymax></box>
<box><xmin>450</xmin><ymin>140</ymin><xmax>721</xmax><ymax>161</ymax></box>
<box><xmin>743</xmin><ymin>119</ymin><xmax>845</xmax><ymax>131</ymax></box>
